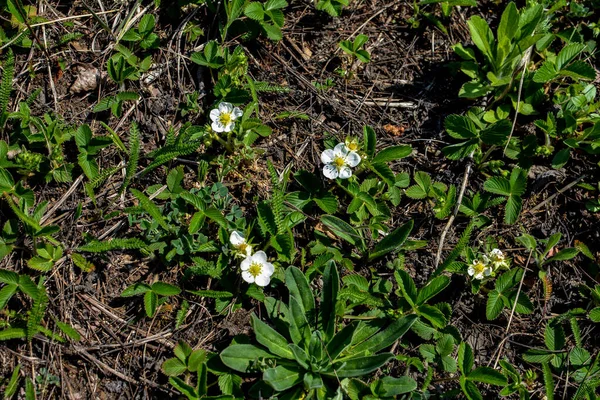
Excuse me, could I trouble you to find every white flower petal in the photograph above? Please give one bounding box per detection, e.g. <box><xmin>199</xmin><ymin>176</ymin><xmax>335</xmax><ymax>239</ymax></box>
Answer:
<box><xmin>338</xmin><ymin>166</ymin><xmax>352</xmax><ymax>179</ymax></box>
<box><xmin>345</xmin><ymin>152</ymin><xmax>361</xmax><ymax>167</ymax></box>
<box><xmin>484</xmin><ymin>267</ymin><xmax>492</xmax><ymax>276</ymax></box>
<box><xmin>241</xmin><ymin>270</ymin><xmax>255</xmax><ymax>283</ymax></box>
<box><xmin>323</xmin><ymin>164</ymin><xmax>339</xmax><ymax>180</ymax></box>
<box><xmin>254</xmin><ymin>273</ymin><xmax>270</xmax><ymax>287</ymax></box>
<box><xmin>261</xmin><ymin>262</ymin><xmax>274</xmax><ymax>276</ymax></box>
<box><xmin>223</xmin><ymin>122</ymin><xmax>235</xmax><ymax>132</ymax></box>
<box><xmin>474</xmin><ymin>272</ymin><xmax>484</xmax><ymax>280</ymax></box>
<box><xmin>212</xmin><ymin>121</ymin><xmax>225</xmax><ymax>132</ymax></box>
<box><xmin>321</xmin><ymin>149</ymin><xmax>334</xmax><ymax>164</ymax></box>
<box><xmin>240</xmin><ymin>257</ymin><xmax>252</xmax><ymax>271</ymax></box>
<box><xmin>232</xmin><ymin>107</ymin><xmax>243</xmax><ymax>118</ymax></box>
<box><xmin>245</xmin><ymin>245</ymin><xmax>253</xmax><ymax>256</ymax></box>
<box><xmin>467</xmin><ymin>266</ymin><xmax>475</xmax><ymax>276</ymax></box>
<box><xmin>230</xmin><ymin>231</ymin><xmax>245</xmax><ymax>246</ymax></box>
<box><xmin>209</xmin><ymin>109</ymin><xmax>220</xmax><ymax>122</ymax></box>
<box><xmin>252</xmin><ymin>251</ymin><xmax>268</xmax><ymax>264</ymax></box>
<box><xmin>219</xmin><ymin>102</ymin><xmax>233</xmax><ymax>113</ymax></box>
<box><xmin>334</xmin><ymin>143</ymin><xmax>348</xmax><ymax>156</ymax></box>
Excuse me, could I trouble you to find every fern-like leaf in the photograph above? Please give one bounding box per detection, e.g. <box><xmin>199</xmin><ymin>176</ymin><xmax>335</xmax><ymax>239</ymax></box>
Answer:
<box><xmin>267</xmin><ymin>160</ymin><xmax>285</xmax><ymax>234</ymax></box>
<box><xmin>187</xmin><ymin>289</ymin><xmax>233</xmax><ymax>299</ymax></box>
<box><xmin>27</xmin><ymin>285</ymin><xmax>48</xmax><ymax>340</ymax></box>
<box><xmin>85</xmin><ymin>165</ymin><xmax>121</xmax><ymax>203</ymax></box>
<box><xmin>0</xmin><ymin>327</ymin><xmax>27</xmax><ymax>341</ymax></box>
<box><xmin>77</xmin><ymin>238</ymin><xmax>147</xmax><ymax>253</ymax></box>
<box><xmin>251</xmin><ymin>81</ymin><xmax>290</xmax><ymax>93</ymax></box>
<box><xmin>542</xmin><ymin>362</ymin><xmax>555</xmax><ymax>400</ymax></box>
<box><xmin>434</xmin><ymin>217</ymin><xmax>479</xmax><ymax>278</ymax></box>
<box><xmin>130</xmin><ymin>188</ymin><xmax>170</xmax><ymax>231</ymax></box>
<box><xmin>0</xmin><ymin>49</ymin><xmax>15</xmax><ymax>128</ymax></box>
<box><xmin>70</xmin><ymin>253</ymin><xmax>95</xmax><ymax>272</ymax></box>
<box><xmin>120</xmin><ymin>122</ymin><xmax>140</xmax><ymax>194</ymax></box>
<box><xmin>142</xmin><ymin>142</ymin><xmax>199</xmax><ymax>175</ymax></box>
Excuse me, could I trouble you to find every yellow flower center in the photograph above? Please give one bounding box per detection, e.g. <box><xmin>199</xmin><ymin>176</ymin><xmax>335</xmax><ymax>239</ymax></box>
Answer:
<box><xmin>333</xmin><ymin>156</ymin><xmax>345</xmax><ymax>168</ymax></box>
<box><xmin>248</xmin><ymin>262</ymin><xmax>262</xmax><ymax>278</ymax></box>
<box><xmin>238</xmin><ymin>243</ymin><xmax>248</xmax><ymax>253</ymax></box>
<box><xmin>347</xmin><ymin>142</ymin><xmax>359</xmax><ymax>151</ymax></box>
<box><xmin>473</xmin><ymin>262</ymin><xmax>486</xmax><ymax>276</ymax></box>
<box><xmin>219</xmin><ymin>112</ymin><xmax>232</xmax><ymax>126</ymax></box>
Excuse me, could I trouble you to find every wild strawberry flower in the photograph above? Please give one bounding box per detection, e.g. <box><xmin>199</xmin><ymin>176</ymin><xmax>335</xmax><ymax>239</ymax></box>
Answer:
<box><xmin>468</xmin><ymin>256</ymin><xmax>492</xmax><ymax>280</ymax></box>
<box><xmin>344</xmin><ymin>137</ymin><xmax>361</xmax><ymax>152</ymax></box>
<box><xmin>240</xmin><ymin>251</ymin><xmax>274</xmax><ymax>287</ymax></box>
<box><xmin>321</xmin><ymin>143</ymin><xmax>361</xmax><ymax>180</ymax></box>
<box><xmin>210</xmin><ymin>102</ymin><xmax>243</xmax><ymax>133</ymax></box>
<box><xmin>230</xmin><ymin>231</ymin><xmax>252</xmax><ymax>257</ymax></box>
<box><xmin>488</xmin><ymin>248</ymin><xmax>509</xmax><ymax>270</ymax></box>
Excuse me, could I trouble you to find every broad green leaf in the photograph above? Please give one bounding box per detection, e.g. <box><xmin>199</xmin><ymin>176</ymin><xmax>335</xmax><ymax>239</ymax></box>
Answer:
<box><xmin>497</xmin><ymin>2</ymin><xmax>518</xmax><ymax>53</ymax></box>
<box><xmin>169</xmin><ymin>376</ymin><xmax>198</xmax><ymax>399</ymax></box>
<box><xmin>589</xmin><ymin>307</ymin><xmax>600</xmax><ymax>322</ymax></box>
<box><xmin>220</xmin><ymin>344</ymin><xmax>277</xmax><ymax>372</ymax></box>
<box><xmin>369</xmin><ymin>220</ymin><xmax>413</xmax><ymax>260</ymax></box>
<box><xmin>496</xmin><ymin>268</ymin><xmax>523</xmax><ymax>293</ymax></box>
<box><xmin>350</xmin><ymin>315</ymin><xmax>417</xmax><ymax>355</ymax></box>
<box><xmin>288</xmin><ymin>344</ymin><xmax>309</xmax><ymax>369</ymax></box>
<box><xmin>467</xmin><ymin>16</ymin><xmax>495</xmax><ymax>63</ymax></box>
<box><xmin>467</xmin><ymin>367</ymin><xmax>508</xmax><ymax>385</ymax></box>
<box><xmin>121</xmin><ymin>283</ymin><xmax>151</xmax><ymax>297</ymax></box>
<box><xmin>321</xmin><ymin>215</ymin><xmax>363</xmax><ymax>248</ymax></box>
<box><xmin>444</xmin><ymin>114</ymin><xmax>478</xmax><ymax>139</ymax></box>
<box><xmin>483</xmin><ymin>177</ymin><xmax>511</xmax><ymax>196</ymax></box>
<box><xmin>162</xmin><ymin>358</ymin><xmax>187</xmax><ymax>376</ymax></box>
<box><xmin>544</xmin><ymin>321</ymin><xmax>565</xmax><ymax>351</ymax></box>
<box><xmin>458</xmin><ymin>342</ymin><xmax>474</xmax><ymax>375</ymax></box>
<box><xmin>533</xmin><ymin>61</ymin><xmax>558</xmax><ymax>83</ymax></box>
<box><xmin>418</xmin><ymin>304</ymin><xmax>447</xmax><ymax>329</ymax></box>
<box><xmin>560</xmin><ymin>60</ymin><xmax>596</xmax><ymax>80</ymax></box>
<box><xmin>151</xmin><ymin>282</ymin><xmax>181</xmax><ymax>296</ymax></box>
<box><xmin>546</xmin><ymin>248</ymin><xmax>579</xmax><ymax>263</ymax></box>
<box><xmin>522</xmin><ymin>349</ymin><xmax>555</xmax><ymax>363</ymax></box>
<box><xmin>486</xmin><ymin>290</ymin><xmax>504</xmax><ymax>320</ymax></box>
<box><xmin>285</xmin><ymin>266</ymin><xmax>315</xmax><ymax>318</ymax></box>
<box><xmin>251</xmin><ymin>314</ymin><xmax>294</xmax><ymax>359</ymax></box>
<box><xmin>144</xmin><ymin>291</ymin><xmax>158</xmax><ymax>317</ymax></box>
<box><xmin>458</xmin><ymin>81</ymin><xmax>491</xmax><ymax>98</ymax></box>
<box><xmin>375</xmin><ymin>376</ymin><xmax>417</xmax><ymax>396</ymax></box>
<box><xmin>504</xmin><ymin>195</ymin><xmax>522</xmax><ymax>225</ymax></box>
<box><xmin>333</xmin><ymin>353</ymin><xmax>395</xmax><ymax>378</ymax></box>
<box><xmin>321</xmin><ymin>261</ymin><xmax>339</xmax><ymax>341</ymax></box>
<box><xmin>288</xmin><ymin>296</ymin><xmax>311</xmax><ymax>346</ymax></box>
<box><xmin>556</xmin><ymin>43</ymin><xmax>586</xmax><ymax>70</ymax></box>
<box><xmin>0</xmin><ymin>284</ymin><xmax>17</xmax><ymax>310</ymax></box>
<box><xmin>364</xmin><ymin>126</ymin><xmax>376</xmax><ymax>159</ymax></box>
<box><xmin>460</xmin><ymin>376</ymin><xmax>483</xmax><ymax>400</ymax></box>
<box><xmin>416</xmin><ymin>275</ymin><xmax>450</xmax><ymax>305</ymax></box>
<box><xmin>372</xmin><ymin>145</ymin><xmax>412</xmax><ymax>163</ymax></box>
<box><xmin>395</xmin><ymin>269</ymin><xmax>417</xmax><ymax>305</ymax></box>
<box><xmin>263</xmin><ymin>365</ymin><xmax>302</xmax><ymax>391</ymax></box>
<box><xmin>244</xmin><ymin>2</ymin><xmax>265</xmax><ymax>20</ymax></box>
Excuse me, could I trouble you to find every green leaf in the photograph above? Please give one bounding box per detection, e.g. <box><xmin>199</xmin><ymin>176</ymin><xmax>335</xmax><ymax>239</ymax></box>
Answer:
<box><xmin>372</xmin><ymin>145</ymin><xmax>412</xmax><ymax>163</ymax></box>
<box><xmin>458</xmin><ymin>342</ymin><xmax>474</xmax><ymax>375</ymax></box>
<box><xmin>151</xmin><ymin>282</ymin><xmax>181</xmax><ymax>296</ymax></box>
<box><xmin>369</xmin><ymin>220</ymin><xmax>413</xmax><ymax>260</ymax></box>
<box><xmin>417</xmin><ymin>275</ymin><xmax>450</xmax><ymax>305</ymax></box>
<box><xmin>522</xmin><ymin>349</ymin><xmax>555</xmax><ymax>363</ymax></box>
<box><xmin>204</xmin><ymin>207</ymin><xmax>229</xmax><ymax>229</ymax></box>
<box><xmin>321</xmin><ymin>262</ymin><xmax>339</xmax><ymax>341</ymax></box>
<box><xmin>251</xmin><ymin>314</ymin><xmax>294</xmax><ymax>359</ymax></box>
<box><xmin>220</xmin><ymin>344</ymin><xmax>278</xmax><ymax>372</ymax></box>
<box><xmin>4</xmin><ymin>364</ymin><xmax>20</xmax><ymax>399</ymax></box>
<box><xmin>263</xmin><ymin>366</ymin><xmax>302</xmax><ymax>391</ymax></box>
<box><xmin>418</xmin><ymin>304</ymin><xmax>447</xmax><ymax>329</ymax></box>
<box><xmin>560</xmin><ymin>60</ymin><xmax>596</xmax><ymax>80</ymax></box>
<box><xmin>486</xmin><ymin>290</ymin><xmax>504</xmax><ymax>320</ymax></box>
<box><xmin>0</xmin><ymin>284</ymin><xmax>17</xmax><ymax>310</ymax></box>
<box><xmin>364</xmin><ymin>126</ymin><xmax>376</xmax><ymax>159</ymax></box>
<box><xmin>556</xmin><ymin>43</ymin><xmax>585</xmax><ymax>70</ymax></box>
<box><xmin>138</xmin><ymin>14</ymin><xmax>155</xmax><ymax>35</ymax></box>
<box><xmin>169</xmin><ymin>376</ymin><xmax>198</xmax><ymax>399</ymax></box>
<box><xmin>460</xmin><ymin>376</ymin><xmax>483</xmax><ymax>400</ymax></box>
<box><xmin>467</xmin><ymin>16</ymin><xmax>494</xmax><ymax>63</ymax></box>
<box><xmin>333</xmin><ymin>353</ymin><xmax>395</xmax><ymax>378</ymax></box>
<box><xmin>544</xmin><ymin>321</ymin><xmax>565</xmax><ymax>351</ymax></box>
<box><xmin>285</xmin><ymin>266</ymin><xmax>315</xmax><ymax>318</ymax></box>
<box><xmin>131</xmin><ymin>189</ymin><xmax>170</xmax><ymax>231</ymax></box>
<box><xmin>144</xmin><ymin>291</ymin><xmax>158</xmax><ymax>317</ymax></box>
<box><xmin>504</xmin><ymin>195</ymin><xmax>522</xmax><ymax>225</ymax></box>
<box><xmin>546</xmin><ymin>247</ymin><xmax>579</xmax><ymax>263</ymax></box>
<box><xmin>533</xmin><ymin>61</ymin><xmax>558</xmax><ymax>83</ymax></box>
<box><xmin>444</xmin><ymin>115</ymin><xmax>477</xmax><ymax>139</ymax></box>
<box><xmin>395</xmin><ymin>270</ymin><xmax>417</xmax><ymax>306</ymax></box>
<box><xmin>551</xmin><ymin>148</ymin><xmax>570</xmax><ymax>169</ymax></box>
<box><xmin>483</xmin><ymin>177</ymin><xmax>511</xmax><ymax>196</ymax></box>
<box><xmin>244</xmin><ymin>2</ymin><xmax>265</xmax><ymax>20</ymax></box>
<box><xmin>162</xmin><ymin>358</ymin><xmax>187</xmax><ymax>376</ymax></box>
<box><xmin>589</xmin><ymin>307</ymin><xmax>600</xmax><ymax>322</ymax></box>
<box><xmin>0</xmin><ymin>328</ymin><xmax>26</xmax><ymax>341</ymax></box>
<box><xmin>350</xmin><ymin>315</ymin><xmax>417</xmax><ymax>355</ymax></box>
<box><xmin>121</xmin><ymin>283</ymin><xmax>151</xmax><ymax>297</ymax></box>
<box><xmin>370</xmin><ymin>162</ymin><xmax>395</xmax><ymax>186</ymax></box>
<box><xmin>376</xmin><ymin>376</ymin><xmax>418</xmax><ymax>396</ymax></box>
<box><xmin>467</xmin><ymin>366</ymin><xmax>507</xmax><ymax>385</ymax></box>
<box><xmin>321</xmin><ymin>215</ymin><xmax>363</xmax><ymax>248</ymax></box>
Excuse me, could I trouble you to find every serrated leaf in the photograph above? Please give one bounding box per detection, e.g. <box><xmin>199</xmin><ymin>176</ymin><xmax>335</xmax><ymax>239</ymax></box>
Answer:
<box><xmin>372</xmin><ymin>145</ymin><xmax>412</xmax><ymax>163</ymax></box>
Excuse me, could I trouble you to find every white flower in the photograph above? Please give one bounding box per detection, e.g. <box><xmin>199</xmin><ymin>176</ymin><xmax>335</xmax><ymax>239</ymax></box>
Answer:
<box><xmin>488</xmin><ymin>248</ymin><xmax>509</xmax><ymax>270</ymax></box>
<box><xmin>230</xmin><ymin>231</ymin><xmax>252</xmax><ymax>257</ymax></box>
<box><xmin>468</xmin><ymin>256</ymin><xmax>492</xmax><ymax>280</ymax></box>
<box><xmin>321</xmin><ymin>143</ymin><xmax>361</xmax><ymax>180</ymax></box>
<box><xmin>240</xmin><ymin>251</ymin><xmax>274</xmax><ymax>287</ymax></box>
<box><xmin>210</xmin><ymin>102</ymin><xmax>243</xmax><ymax>133</ymax></box>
